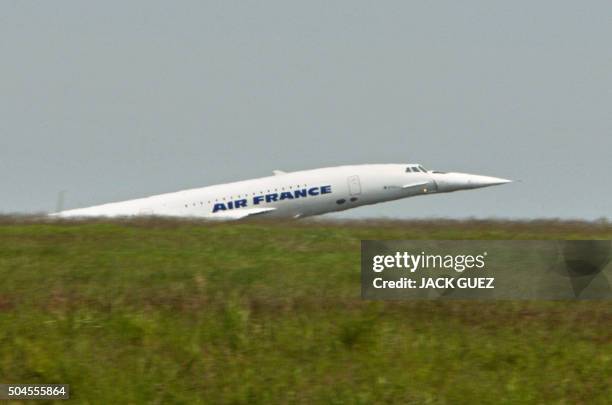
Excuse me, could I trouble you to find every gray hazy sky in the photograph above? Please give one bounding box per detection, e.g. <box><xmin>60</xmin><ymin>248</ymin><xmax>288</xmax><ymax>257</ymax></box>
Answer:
<box><xmin>1</xmin><ymin>1</ymin><xmax>610</xmax><ymax>219</ymax></box>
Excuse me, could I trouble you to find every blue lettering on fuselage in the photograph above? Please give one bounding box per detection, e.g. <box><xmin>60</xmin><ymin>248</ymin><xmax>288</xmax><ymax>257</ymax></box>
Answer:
<box><xmin>308</xmin><ymin>187</ymin><xmax>319</xmax><ymax>196</ymax></box>
<box><xmin>293</xmin><ymin>189</ymin><xmax>307</xmax><ymax>198</ymax></box>
<box><xmin>212</xmin><ymin>203</ymin><xmax>226</xmax><ymax>213</ymax></box>
<box><xmin>211</xmin><ymin>185</ymin><xmax>332</xmax><ymax>213</ymax></box>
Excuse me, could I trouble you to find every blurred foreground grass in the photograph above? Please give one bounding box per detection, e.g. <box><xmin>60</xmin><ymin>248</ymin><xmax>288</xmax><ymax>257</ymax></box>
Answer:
<box><xmin>0</xmin><ymin>217</ymin><xmax>610</xmax><ymax>404</ymax></box>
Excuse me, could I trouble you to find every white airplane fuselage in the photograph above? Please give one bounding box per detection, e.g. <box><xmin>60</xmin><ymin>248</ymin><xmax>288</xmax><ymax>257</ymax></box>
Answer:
<box><xmin>54</xmin><ymin>164</ymin><xmax>511</xmax><ymax>220</ymax></box>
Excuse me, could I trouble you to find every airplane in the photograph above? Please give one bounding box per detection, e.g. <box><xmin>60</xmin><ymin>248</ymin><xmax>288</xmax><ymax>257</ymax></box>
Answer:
<box><xmin>52</xmin><ymin>164</ymin><xmax>512</xmax><ymax>220</ymax></box>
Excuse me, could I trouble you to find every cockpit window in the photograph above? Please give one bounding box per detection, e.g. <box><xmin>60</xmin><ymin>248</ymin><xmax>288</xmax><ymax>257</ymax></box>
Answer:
<box><xmin>418</xmin><ymin>166</ymin><xmax>427</xmax><ymax>173</ymax></box>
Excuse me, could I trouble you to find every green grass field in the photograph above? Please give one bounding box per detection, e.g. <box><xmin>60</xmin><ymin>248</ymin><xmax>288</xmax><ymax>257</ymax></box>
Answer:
<box><xmin>0</xmin><ymin>218</ymin><xmax>610</xmax><ymax>404</ymax></box>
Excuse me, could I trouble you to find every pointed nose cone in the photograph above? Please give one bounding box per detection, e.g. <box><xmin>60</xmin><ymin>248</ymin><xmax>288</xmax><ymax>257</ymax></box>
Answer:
<box><xmin>466</xmin><ymin>175</ymin><xmax>512</xmax><ymax>189</ymax></box>
<box><xmin>431</xmin><ymin>172</ymin><xmax>512</xmax><ymax>192</ymax></box>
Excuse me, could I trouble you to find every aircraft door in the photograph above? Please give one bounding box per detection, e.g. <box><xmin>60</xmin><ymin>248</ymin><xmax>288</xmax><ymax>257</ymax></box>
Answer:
<box><xmin>347</xmin><ymin>175</ymin><xmax>362</xmax><ymax>196</ymax></box>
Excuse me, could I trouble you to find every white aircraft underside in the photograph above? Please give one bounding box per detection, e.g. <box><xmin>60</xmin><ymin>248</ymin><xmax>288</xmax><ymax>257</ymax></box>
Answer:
<box><xmin>53</xmin><ymin>164</ymin><xmax>511</xmax><ymax>220</ymax></box>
